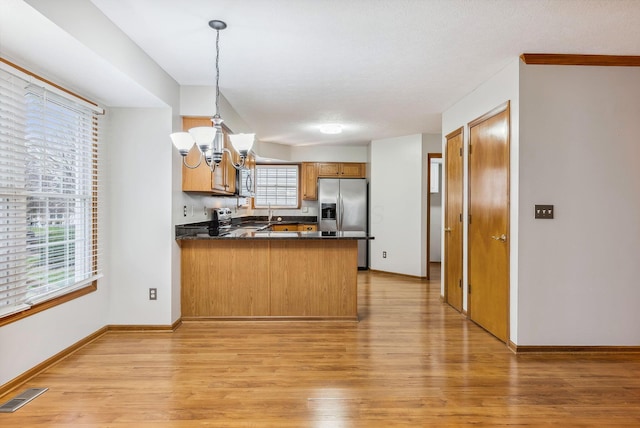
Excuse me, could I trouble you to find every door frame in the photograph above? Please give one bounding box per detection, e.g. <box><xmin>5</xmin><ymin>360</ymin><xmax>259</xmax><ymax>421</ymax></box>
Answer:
<box><xmin>467</xmin><ymin>100</ymin><xmax>511</xmax><ymax>342</ymax></box>
<box><xmin>443</xmin><ymin>127</ymin><xmax>463</xmax><ymax>311</ymax></box>
<box><xmin>426</xmin><ymin>153</ymin><xmax>442</xmax><ymax>280</ymax></box>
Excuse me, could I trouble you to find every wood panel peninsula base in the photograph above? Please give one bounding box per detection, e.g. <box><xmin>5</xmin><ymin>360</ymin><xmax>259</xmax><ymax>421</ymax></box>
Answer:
<box><xmin>179</xmin><ymin>239</ymin><xmax>359</xmax><ymax>320</ymax></box>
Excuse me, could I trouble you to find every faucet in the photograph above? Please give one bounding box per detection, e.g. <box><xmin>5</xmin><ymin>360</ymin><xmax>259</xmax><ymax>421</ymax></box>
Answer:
<box><xmin>268</xmin><ymin>203</ymin><xmax>273</xmax><ymax>223</ymax></box>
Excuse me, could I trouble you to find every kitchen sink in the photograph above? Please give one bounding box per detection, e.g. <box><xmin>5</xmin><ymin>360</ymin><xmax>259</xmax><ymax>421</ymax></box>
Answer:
<box><xmin>235</xmin><ymin>223</ymin><xmax>271</xmax><ymax>231</ymax></box>
<box><xmin>252</xmin><ymin>231</ymin><xmax>300</xmax><ymax>238</ymax></box>
<box><xmin>195</xmin><ymin>232</ymin><xmax>230</xmax><ymax>238</ymax></box>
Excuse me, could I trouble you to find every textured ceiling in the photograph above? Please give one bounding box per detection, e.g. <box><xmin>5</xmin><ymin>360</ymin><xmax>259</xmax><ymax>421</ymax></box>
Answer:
<box><xmin>6</xmin><ymin>0</ymin><xmax>640</xmax><ymax>146</ymax></box>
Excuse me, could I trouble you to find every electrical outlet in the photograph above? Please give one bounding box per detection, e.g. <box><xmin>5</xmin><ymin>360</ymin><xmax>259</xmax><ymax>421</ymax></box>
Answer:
<box><xmin>183</xmin><ymin>205</ymin><xmax>187</xmax><ymax>217</ymax></box>
<box><xmin>383</xmin><ymin>251</ymin><xmax>387</xmax><ymax>258</ymax></box>
<box><xmin>204</xmin><ymin>206</ymin><xmax>208</xmax><ymax>216</ymax></box>
<box><xmin>535</xmin><ymin>204</ymin><xmax>554</xmax><ymax>219</ymax></box>
<box><xmin>149</xmin><ymin>288</ymin><xmax>157</xmax><ymax>300</ymax></box>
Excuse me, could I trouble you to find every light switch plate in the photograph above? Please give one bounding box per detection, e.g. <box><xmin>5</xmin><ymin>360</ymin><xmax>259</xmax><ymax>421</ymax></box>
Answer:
<box><xmin>535</xmin><ymin>205</ymin><xmax>554</xmax><ymax>219</ymax></box>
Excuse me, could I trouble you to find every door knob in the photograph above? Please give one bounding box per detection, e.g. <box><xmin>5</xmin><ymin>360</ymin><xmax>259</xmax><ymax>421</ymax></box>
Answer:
<box><xmin>444</xmin><ymin>228</ymin><xmax>452</xmax><ymax>232</ymax></box>
<box><xmin>491</xmin><ymin>234</ymin><xmax>507</xmax><ymax>242</ymax></box>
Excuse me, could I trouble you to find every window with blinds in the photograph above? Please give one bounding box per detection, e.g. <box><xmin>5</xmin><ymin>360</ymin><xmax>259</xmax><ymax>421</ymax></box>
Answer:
<box><xmin>0</xmin><ymin>64</ymin><xmax>101</xmax><ymax>319</ymax></box>
<box><xmin>254</xmin><ymin>165</ymin><xmax>299</xmax><ymax>208</ymax></box>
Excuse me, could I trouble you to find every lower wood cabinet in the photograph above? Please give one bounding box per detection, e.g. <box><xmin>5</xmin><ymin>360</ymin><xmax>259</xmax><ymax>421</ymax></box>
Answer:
<box><xmin>180</xmin><ymin>239</ymin><xmax>358</xmax><ymax>319</ymax></box>
<box><xmin>270</xmin><ymin>224</ymin><xmax>318</xmax><ymax>232</ymax></box>
<box><xmin>298</xmin><ymin>224</ymin><xmax>317</xmax><ymax>231</ymax></box>
<box><xmin>271</xmin><ymin>224</ymin><xmax>296</xmax><ymax>232</ymax></box>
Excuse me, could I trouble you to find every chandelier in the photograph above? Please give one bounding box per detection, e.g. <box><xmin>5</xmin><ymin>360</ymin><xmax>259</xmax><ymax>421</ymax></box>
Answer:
<box><xmin>170</xmin><ymin>20</ymin><xmax>254</xmax><ymax>171</ymax></box>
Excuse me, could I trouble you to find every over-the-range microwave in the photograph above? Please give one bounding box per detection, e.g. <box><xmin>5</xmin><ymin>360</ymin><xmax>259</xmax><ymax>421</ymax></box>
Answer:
<box><xmin>236</xmin><ymin>168</ymin><xmax>255</xmax><ymax>197</ymax></box>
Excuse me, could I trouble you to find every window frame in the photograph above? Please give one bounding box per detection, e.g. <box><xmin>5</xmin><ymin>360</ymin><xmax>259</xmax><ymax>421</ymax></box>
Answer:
<box><xmin>252</xmin><ymin>164</ymin><xmax>301</xmax><ymax>209</ymax></box>
<box><xmin>0</xmin><ymin>58</ymin><xmax>101</xmax><ymax>327</ymax></box>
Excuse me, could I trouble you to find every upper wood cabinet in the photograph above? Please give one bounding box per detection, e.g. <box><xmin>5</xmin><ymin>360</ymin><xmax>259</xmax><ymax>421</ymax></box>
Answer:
<box><xmin>181</xmin><ymin>144</ymin><xmax>213</xmax><ymax>192</ymax></box>
<box><xmin>216</xmin><ymin>132</ymin><xmax>237</xmax><ymax>194</ymax></box>
<box><xmin>317</xmin><ymin>162</ymin><xmax>366</xmax><ymax>178</ymax></box>
<box><xmin>180</xmin><ymin>117</ymin><xmax>237</xmax><ymax>195</ymax></box>
<box><xmin>301</xmin><ymin>162</ymin><xmax>366</xmax><ymax>201</ymax></box>
<box><xmin>317</xmin><ymin>162</ymin><xmax>340</xmax><ymax>176</ymax></box>
<box><xmin>301</xmin><ymin>162</ymin><xmax>318</xmax><ymax>201</ymax></box>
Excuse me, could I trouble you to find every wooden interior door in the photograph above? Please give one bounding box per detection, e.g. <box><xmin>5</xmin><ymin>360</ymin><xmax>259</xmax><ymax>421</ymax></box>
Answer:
<box><xmin>444</xmin><ymin>128</ymin><xmax>463</xmax><ymax>312</ymax></box>
<box><xmin>468</xmin><ymin>102</ymin><xmax>510</xmax><ymax>342</ymax></box>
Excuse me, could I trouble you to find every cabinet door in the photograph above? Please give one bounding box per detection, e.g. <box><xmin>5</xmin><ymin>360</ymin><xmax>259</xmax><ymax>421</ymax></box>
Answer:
<box><xmin>301</xmin><ymin>162</ymin><xmax>318</xmax><ymax>200</ymax></box>
<box><xmin>182</xmin><ymin>117</ymin><xmax>214</xmax><ymax>192</ymax></box>
<box><xmin>210</xmin><ymin>157</ymin><xmax>226</xmax><ymax>193</ymax></box>
<box><xmin>180</xmin><ymin>117</ymin><xmax>238</xmax><ymax>195</ymax></box>
<box><xmin>222</xmin><ymin>131</ymin><xmax>236</xmax><ymax>194</ymax></box>
<box><xmin>317</xmin><ymin>162</ymin><xmax>365</xmax><ymax>178</ymax></box>
<box><xmin>317</xmin><ymin>162</ymin><xmax>341</xmax><ymax>176</ymax></box>
<box><xmin>272</xmin><ymin>224</ymin><xmax>296</xmax><ymax>231</ymax></box>
<box><xmin>209</xmin><ymin>129</ymin><xmax>235</xmax><ymax>195</ymax></box>
<box><xmin>239</xmin><ymin>153</ymin><xmax>256</xmax><ymax>196</ymax></box>
<box><xmin>340</xmin><ymin>163</ymin><xmax>365</xmax><ymax>178</ymax></box>
<box><xmin>298</xmin><ymin>224</ymin><xmax>317</xmax><ymax>232</ymax></box>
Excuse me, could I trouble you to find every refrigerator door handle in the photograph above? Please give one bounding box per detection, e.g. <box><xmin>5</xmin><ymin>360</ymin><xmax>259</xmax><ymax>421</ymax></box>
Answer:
<box><xmin>339</xmin><ymin>194</ymin><xmax>344</xmax><ymax>231</ymax></box>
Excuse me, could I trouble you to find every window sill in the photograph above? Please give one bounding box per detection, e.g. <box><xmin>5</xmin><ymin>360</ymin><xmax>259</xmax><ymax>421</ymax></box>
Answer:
<box><xmin>0</xmin><ymin>282</ymin><xmax>97</xmax><ymax>328</ymax></box>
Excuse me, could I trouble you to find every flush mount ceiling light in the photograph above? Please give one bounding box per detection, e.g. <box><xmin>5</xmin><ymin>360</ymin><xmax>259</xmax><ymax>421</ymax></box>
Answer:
<box><xmin>319</xmin><ymin>123</ymin><xmax>344</xmax><ymax>134</ymax></box>
<box><xmin>170</xmin><ymin>20</ymin><xmax>254</xmax><ymax>171</ymax></box>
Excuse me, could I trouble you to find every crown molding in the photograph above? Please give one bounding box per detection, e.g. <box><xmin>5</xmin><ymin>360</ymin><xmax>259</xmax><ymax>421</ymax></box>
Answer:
<box><xmin>520</xmin><ymin>53</ymin><xmax>640</xmax><ymax>67</ymax></box>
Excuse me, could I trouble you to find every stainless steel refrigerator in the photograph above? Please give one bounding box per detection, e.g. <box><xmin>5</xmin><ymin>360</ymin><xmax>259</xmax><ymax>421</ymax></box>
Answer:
<box><xmin>318</xmin><ymin>178</ymin><xmax>368</xmax><ymax>269</ymax></box>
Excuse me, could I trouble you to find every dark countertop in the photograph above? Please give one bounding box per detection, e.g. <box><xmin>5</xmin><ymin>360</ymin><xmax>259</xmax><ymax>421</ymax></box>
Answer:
<box><xmin>177</xmin><ymin>230</ymin><xmax>373</xmax><ymax>241</ymax></box>
<box><xmin>230</xmin><ymin>215</ymin><xmax>317</xmax><ymax>226</ymax></box>
<box><xmin>175</xmin><ymin>217</ymin><xmax>373</xmax><ymax>241</ymax></box>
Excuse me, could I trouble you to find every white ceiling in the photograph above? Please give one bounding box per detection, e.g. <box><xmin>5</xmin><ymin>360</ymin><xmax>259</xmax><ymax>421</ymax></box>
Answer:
<box><xmin>4</xmin><ymin>1</ymin><xmax>640</xmax><ymax>147</ymax></box>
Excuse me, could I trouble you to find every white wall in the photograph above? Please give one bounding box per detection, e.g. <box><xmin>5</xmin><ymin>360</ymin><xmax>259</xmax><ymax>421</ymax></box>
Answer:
<box><xmin>441</xmin><ymin>58</ymin><xmax>520</xmax><ymax>341</ymax></box>
<box><xmin>25</xmin><ymin>0</ymin><xmax>177</xmax><ymax>107</ymax></box>
<box><xmin>107</xmin><ymin>108</ymin><xmax>175</xmax><ymax>325</ymax></box>
<box><xmin>290</xmin><ymin>145</ymin><xmax>369</xmax><ymax>163</ymax></box>
<box><xmin>517</xmin><ymin>64</ymin><xmax>640</xmax><ymax>345</ymax></box>
<box><xmin>253</xmin><ymin>141</ymin><xmax>368</xmax><ymax>163</ymax></box>
<box><xmin>0</xmin><ymin>288</ymin><xmax>109</xmax><ymax>386</ymax></box>
<box><xmin>255</xmin><ymin>141</ymin><xmax>293</xmax><ymax>161</ymax></box>
<box><xmin>0</xmin><ymin>0</ymin><xmax>183</xmax><ymax>388</ymax></box>
<box><xmin>370</xmin><ymin>134</ymin><xmax>425</xmax><ymax>277</ymax></box>
<box><xmin>0</xmin><ymin>100</ymin><xmax>109</xmax><ymax>386</ymax></box>
<box><xmin>180</xmin><ymin>87</ymin><xmax>252</xmax><ymax>134</ymax></box>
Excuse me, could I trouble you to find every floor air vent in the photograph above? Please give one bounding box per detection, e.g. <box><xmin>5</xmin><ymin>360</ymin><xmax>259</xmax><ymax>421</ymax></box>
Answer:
<box><xmin>0</xmin><ymin>388</ymin><xmax>48</xmax><ymax>413</ymax></box>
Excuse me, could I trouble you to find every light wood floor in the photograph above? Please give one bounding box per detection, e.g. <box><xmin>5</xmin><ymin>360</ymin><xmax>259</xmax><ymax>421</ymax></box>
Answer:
<box><xmin>3</xmin><ymin>267</ymin><xmax>640</xmax><ymax>427</ymax></box>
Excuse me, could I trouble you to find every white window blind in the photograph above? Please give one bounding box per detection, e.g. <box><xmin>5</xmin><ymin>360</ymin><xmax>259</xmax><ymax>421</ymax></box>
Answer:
<box><xmin>254</xmin><ymin>165</ymin><xmax>299</xmax><ymax>208</ymax></box>
<box><xmin>0</xmin><ymin>65</ymin><xmax>102</xmax><ymax>318</ymax></box>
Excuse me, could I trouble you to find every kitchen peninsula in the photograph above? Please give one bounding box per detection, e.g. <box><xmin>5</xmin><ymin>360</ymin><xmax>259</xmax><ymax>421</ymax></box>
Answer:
<box><xmin>176</xmin><ymin>221</ymin><xmax>372</xmax><ymax>321</ymax></box>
